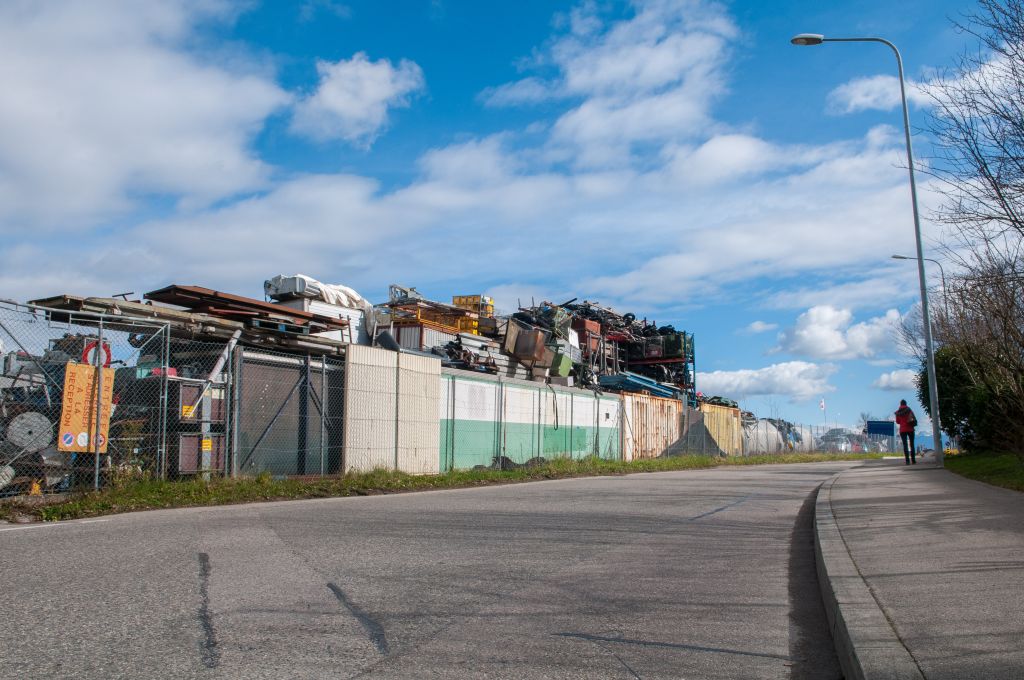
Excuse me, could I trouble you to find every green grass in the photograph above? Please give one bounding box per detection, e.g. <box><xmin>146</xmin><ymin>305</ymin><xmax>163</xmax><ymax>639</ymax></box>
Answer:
<box><xmin>945</xmin><ymin>450</ymin><xmax>1024</xmax><ymax>492</ymax></box>
<box><xmin>0</xmin><ymin>452</ymin><xmax>883</xmax><ymax>523</ymax></box>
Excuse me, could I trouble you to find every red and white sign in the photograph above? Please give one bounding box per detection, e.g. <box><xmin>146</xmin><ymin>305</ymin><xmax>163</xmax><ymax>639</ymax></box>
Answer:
<box><xmin>81</xmin><ymin>340</ymin><xmax>112</xmax><ymax>368</ymax></box>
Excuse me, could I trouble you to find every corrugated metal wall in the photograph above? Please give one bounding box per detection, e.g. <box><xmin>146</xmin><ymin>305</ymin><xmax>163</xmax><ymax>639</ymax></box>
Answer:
<box><xmin>698</xmin><ymin>403</ymin><xmax>743</xmax><ymax>456</ymax></box>
<box><xmin>623</xmin><ymin>394</ymin><xmax>683</xmax><ymax>461</ymax></box>
<box><xmin>396</xmin><ymin>325</ymin><xmax>456</xmax><ymax>351</ymax></box>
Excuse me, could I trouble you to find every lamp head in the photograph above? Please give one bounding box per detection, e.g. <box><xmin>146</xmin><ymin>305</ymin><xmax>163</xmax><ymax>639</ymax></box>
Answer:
<box><xmin>791</xmin><ymin>33</ymin><xmax>825</xmax><ymax>46</ymax></box>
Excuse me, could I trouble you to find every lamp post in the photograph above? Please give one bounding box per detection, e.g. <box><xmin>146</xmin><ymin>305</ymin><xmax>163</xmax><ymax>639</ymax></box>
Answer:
<box><xmin>892</xmin><ymin>254</ymin><xmax>949</xmax><ymax>317</ymax></box>
<box><xmin>792</xmin><ymin>33</ymin><xmax>944</xmax><ymax>465</ymax></box>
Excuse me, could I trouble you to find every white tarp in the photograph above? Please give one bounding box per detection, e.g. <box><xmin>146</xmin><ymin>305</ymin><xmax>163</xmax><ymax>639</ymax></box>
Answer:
<box><xmin>266</xmin><ymin>274</ymin><xmax>378</xmax><ymax>344</ymax></box>
<box><xmin>264</xmin><ymin>274</ymin><xmax>372</xmax><ymax>310</ymax></box>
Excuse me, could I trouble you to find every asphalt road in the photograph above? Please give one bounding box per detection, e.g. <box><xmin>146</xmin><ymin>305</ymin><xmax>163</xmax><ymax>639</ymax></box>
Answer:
<box><xmin>0</xmin><ymin>462</ymin><xmax>861</xmax><ymax>679</ymax></box>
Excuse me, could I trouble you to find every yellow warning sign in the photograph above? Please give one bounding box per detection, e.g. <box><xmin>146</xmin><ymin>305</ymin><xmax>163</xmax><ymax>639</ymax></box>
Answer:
<box><xmin>181</xmin><ymin>404</ymin><xmax>195</xmax><ymax>419</ymax></box>
<box><xmin>201</xmin><ymin>438</ymin><xmax>213</xmax><ymax>453</ymax></box>
<box><xmin>58</xmin><ymin>362</ymin><xmax>115</xmax><ymax>454</ymax></box>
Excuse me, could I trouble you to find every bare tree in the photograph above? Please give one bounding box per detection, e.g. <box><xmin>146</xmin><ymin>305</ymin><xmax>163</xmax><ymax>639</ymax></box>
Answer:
<box><xmin>919</xmin><ymin>0</ymin><xmax>1024</xmax><ymax>455</ymax></box>
<box><xmin>925</xmin><ymin>0</ymin><xmax>1024</xmax><ymax>249</ymax></box>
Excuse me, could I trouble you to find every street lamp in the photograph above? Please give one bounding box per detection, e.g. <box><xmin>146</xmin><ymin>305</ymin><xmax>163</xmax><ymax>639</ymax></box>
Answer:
<box><xmin>792</xmin><ymin>33</ymin><xmax>944</xmax><ymax>466</ymax></box>
<box><xmin>892</xmin><ymin>254</ymin><xmax>949</xmax><ymax>317</ymax></box>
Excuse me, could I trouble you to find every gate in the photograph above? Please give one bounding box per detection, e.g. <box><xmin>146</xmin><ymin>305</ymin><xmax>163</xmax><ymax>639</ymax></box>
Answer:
<box><xmin>232</xmin><ymin>348</ymin><xmax>344</xmax><ymax>476</ymax></box>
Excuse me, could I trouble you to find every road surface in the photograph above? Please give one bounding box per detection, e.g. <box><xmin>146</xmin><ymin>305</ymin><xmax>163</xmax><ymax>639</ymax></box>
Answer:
<box><xmin>0</xmin><ymin>462</ymin><xmax>860</xmax><ymax>679</ymax></box>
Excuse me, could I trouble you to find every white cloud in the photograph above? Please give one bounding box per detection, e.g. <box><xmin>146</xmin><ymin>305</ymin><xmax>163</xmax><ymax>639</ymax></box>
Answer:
<box><xmin>290</xmin><ymin>52</ymin><xmax>424</xmax><ymax>147</ymax></box>
<box><xmin>744</xmin><ymin>321</ymin><xmax>777</xmax><ymax>334</ymax></box>
<box><xmin>418</xmin><ymin>136</ymin><xmax>520</xmax><ymax>186</ymax></box>
<box><xmin>578</xmin><ymin>126</ymin><xmax>927</xmax><ymax>307</ymax></box>
<box><xmin>479</xmin><ymin>77</ymin><xmax>554</xmax><ymax>107</ymax></box>
<box><xmin>826</xmin><ymin>74</ymin><xmax>934</xmax><ymax>115</ymax></box>
<box><xmin>775</xmin><ymin>306</ymin><xmax>901</xmax><ymax>360</ymax></box>
<box><xmin>485</xmin><ymin>0</ymin><xmax>738</xmax><ymax>166</ymax></box>
<box><xmin>0</xmin><ymin>0</ymin><xmax>290</xmax><ymax>230</ymax></box>
<box><xmin>873</xmin><ymin>369</ymin><xmax>918</xmax><ymax>391</ymax></box>
<box><xmin>664</xmin><ymin>134</ymin><xmax>793</xmax><ymax>186</ymax></box>
<box><xmin>765</xmin><ymin>268</ymin><xmax>917</xmax><ymax>311</ymax></box>
<box><xmin>697</xmin><ymin>361</ymin><xmax>837</xmax><ymax>402</ymax></box>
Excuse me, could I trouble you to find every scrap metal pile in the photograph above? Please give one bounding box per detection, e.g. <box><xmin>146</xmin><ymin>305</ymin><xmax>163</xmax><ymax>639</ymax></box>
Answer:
<box><xmin>32</xmin><ymin>285</ymin><xmax>353</xmax><ymax>355</ymax></box>
<box><xmin>378</xmin><ymin>287</ymin><xmax>696</xmax><ymax>404</ymax></box>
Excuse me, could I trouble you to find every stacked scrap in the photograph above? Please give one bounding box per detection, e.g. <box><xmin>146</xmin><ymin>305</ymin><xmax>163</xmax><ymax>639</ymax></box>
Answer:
<box><xmin>31</xmin><ymin>283</ymin><xmax>356</xmax><ymax>355</ymax></box>
<box><xmin>372</xmin><ymin>285</ymin><xmax>696</xmax><ymax>404</ymax></box>
<box><xmin>512</xmin><ymin>298</ymin><xmax>695</xmax><ymax>403</ymax></box>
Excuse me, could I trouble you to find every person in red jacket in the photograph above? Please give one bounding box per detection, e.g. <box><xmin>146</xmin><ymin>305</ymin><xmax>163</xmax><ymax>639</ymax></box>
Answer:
<box><xmin>895</xmin><ymin>399</ymin><xmax>917</xmax><ymax>465</ymax></box>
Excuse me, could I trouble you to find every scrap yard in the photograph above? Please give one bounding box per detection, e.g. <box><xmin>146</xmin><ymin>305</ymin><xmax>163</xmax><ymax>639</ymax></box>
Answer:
<box><xmin>0</xmin><ymin>275</ymin><xmax>885</xmax><ymax>495</ymax></box>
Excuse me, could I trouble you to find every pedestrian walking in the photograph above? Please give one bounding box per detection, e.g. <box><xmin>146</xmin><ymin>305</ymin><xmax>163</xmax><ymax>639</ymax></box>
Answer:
<box><xmin>895</xmin><ymin>399</ymin><xmax>918</xmax><ymax>465</ymax></box>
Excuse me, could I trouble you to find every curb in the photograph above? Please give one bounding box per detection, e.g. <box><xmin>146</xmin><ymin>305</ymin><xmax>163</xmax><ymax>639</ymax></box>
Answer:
<box><xmin>814</xmin><ymin>472</ymin><xmax>924</xmax><ymax>680</ymax></box>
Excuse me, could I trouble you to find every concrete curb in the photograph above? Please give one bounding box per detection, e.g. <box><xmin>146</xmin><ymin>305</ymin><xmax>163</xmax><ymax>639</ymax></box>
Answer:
<box><xmin>814</xmin><ymin>472</ymin><xmax>924</xmax><ymax>680</ymax></box>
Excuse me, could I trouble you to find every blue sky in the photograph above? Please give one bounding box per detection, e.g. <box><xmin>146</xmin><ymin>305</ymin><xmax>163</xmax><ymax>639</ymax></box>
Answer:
<box><xmin>0</xmin><ymin>0</ymin><xmax>983</xmax><ymax>429</ymax></box>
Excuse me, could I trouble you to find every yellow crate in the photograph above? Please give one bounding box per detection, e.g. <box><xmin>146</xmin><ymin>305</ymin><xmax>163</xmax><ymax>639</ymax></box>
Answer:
<box><xmin>452</xmin><ymin>295</ymin><xmax>494</xmax><ymax>317</ymax></box>
<box><xmin>457</xmin><ymin>317</ymin><xmax>480</xmax><ymax>335</ymax></box>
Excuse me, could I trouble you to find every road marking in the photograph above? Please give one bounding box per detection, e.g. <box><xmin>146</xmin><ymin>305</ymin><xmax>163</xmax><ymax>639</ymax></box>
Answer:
<box><xmin>0</xmin><ymin>523</ymin><xmax>58</xmax><ymax>533</ymax></box>
<box><xmin>0</xmin><ymin>518</ymin><xmax>109</xmax><ymax>533</ymax></box>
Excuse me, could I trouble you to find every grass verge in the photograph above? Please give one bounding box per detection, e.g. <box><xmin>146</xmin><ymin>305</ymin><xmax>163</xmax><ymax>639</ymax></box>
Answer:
<box><xmin>945</xmin><ymin>450</ymin><xmax>1024</xmax><ymax>492</ymax></box>
<box><xmin>1</xmin><ymin>452</ymin><xmax>883</xmax><ymax>523</ymax></box>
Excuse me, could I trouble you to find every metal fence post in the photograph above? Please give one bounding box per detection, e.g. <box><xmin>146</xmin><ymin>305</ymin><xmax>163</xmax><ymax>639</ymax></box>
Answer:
<box><xmin>569</xmin><ymin>392</ymin><xmax>574</xmax><ymax>457</ymax></box>
<box><xmin>619</xmin><ymin>395</ymin><xmax>625</xmax><ymax>461</ymax></box>
<box><xmin>229</xmin><ymin>347</ymin><xmax>242</xmax><ymax>479</ymax></box>
<box><xmin>221</xmin><ymin>348</ymin><xmax>234</xmax><ymax>477</ymax></box>
<box><xmin>320</xmin><ymin>358</ymin><xmax>327</xmax><ymax>476</ymax></box>
<box><xmin>498</xmin><ymin>376</ymin><xmax>506</xmax><ymax>463</ymax></box>
<box><xmin>93</xmin><ymin>319</ymin><xmax>104</xmax><ymax>490</ymax></box>
<box><xmin>159</xmin><ymin>327</ymin><xmax>171</xmax><ymax>480</ymax></box>
<box><xmin>449</xmin><ymin>374</ymin><xmax>456</xmax><ymax>472</ymax></box>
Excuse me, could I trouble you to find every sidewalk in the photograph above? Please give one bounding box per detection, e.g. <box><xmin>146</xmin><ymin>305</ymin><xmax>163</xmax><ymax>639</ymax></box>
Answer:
<box><xmin>815</xmin><ymin>458</ymin><xmax>1024</xmax><ymax>680</ymax></box>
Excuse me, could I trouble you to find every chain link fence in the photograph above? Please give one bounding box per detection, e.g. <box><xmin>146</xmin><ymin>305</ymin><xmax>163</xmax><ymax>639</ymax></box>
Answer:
<box><xmin>671</xmin><ymin>408</ymin><xmax>899</xmax><ymax>457</ymax></box>
<box><xmin>737</xmin><ymin>423</ymin><xmax>897</xmax><ymax>456</ymax></box>
<box><xmin>0</xmin><ymin>302</ymin><xmax>347</xmax><ymax>495</ymax></box>
<box><xmin>0</xmin><ymin>301</ymin><xmax>170</xmax><ymax>494</ymax></box>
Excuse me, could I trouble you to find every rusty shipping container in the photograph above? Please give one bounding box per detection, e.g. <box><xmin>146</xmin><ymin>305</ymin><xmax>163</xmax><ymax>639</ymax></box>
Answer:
<box><xmin>622</xmin><ymin>393</ymin><xmax>683</xmax><ymax>461</ymax></box>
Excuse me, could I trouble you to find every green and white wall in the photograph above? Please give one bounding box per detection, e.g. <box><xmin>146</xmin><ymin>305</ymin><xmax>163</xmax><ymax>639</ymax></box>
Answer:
<box><xmin>344</xmin><ymin>347</ymin><xmax>691</xmax><ymax>475</ymax></box>
<box><xmin>438</xmin><ymin>370</ymin><xmax>621</xmax><ymax>471</ymax></box>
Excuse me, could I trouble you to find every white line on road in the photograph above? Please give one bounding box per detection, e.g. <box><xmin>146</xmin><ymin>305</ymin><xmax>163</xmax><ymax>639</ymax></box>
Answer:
<box><xmin>0</xmin><ymin>518</ymin><xmax>109</xmax><ymax>533</ymax></box>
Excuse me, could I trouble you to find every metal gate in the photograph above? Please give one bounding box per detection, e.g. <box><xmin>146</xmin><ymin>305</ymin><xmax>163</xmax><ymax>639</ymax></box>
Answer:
<box><xmin>232</xmin><ymin>348</ymin><xmax>344</xmax><ymax>476</ymax></box>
